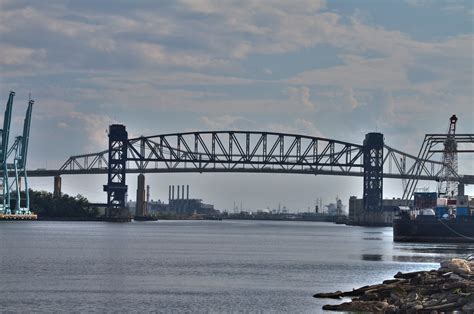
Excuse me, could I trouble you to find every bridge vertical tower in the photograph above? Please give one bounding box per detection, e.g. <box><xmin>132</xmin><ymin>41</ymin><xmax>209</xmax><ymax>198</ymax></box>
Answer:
<box><xmin>103</xmin><ymin>124</ymin><xmax>130</xmax><ymax>221</ymax></box>
<box><xmin>363</xmin><ymin>133</ymin><xmax>384</xmax><ymax>212</ymax></box>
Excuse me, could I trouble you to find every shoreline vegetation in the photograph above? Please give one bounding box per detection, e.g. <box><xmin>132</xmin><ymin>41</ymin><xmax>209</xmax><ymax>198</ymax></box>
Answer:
<box><xmin>314</xmin><ymin>256</ymin><xmax>474</xmax><ymax>312</ymax></box>
<box><xmin>28</xmin><ymin>190</ymin><xmax>99</xmax><ymax>219</ymax></box>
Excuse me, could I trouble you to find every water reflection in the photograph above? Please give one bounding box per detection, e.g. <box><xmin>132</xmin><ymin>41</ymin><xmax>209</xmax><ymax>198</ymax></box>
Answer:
<box><xmin>363</xmin><ymin>237</ymin><xmax>383</xmax><ymax>241</ymax></box>
<box><xmin>362</xmin><ymin>254</ymin><xmax>383</xmax><ymax>261</ymax></box>
<box><xmin>396</xmin><ymin>244</ymin><xmax>473</xmax><ymax>256</ymax></box>
<box><xmin>390</xmin><ymin>242</ymin><xmax>474</xmax><ymax>263</ymax></box>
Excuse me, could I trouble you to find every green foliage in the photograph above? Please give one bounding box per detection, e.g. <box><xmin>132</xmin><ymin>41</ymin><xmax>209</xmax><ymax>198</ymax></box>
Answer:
<box><xmin>29</xmin><ymin>190</ymin><xmax>100</xmax><ymax>218</ymax></box>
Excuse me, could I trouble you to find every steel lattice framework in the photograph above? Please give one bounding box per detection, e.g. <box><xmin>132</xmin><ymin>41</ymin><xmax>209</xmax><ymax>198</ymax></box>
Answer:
<box><xmin>402</xmin><ymin>133</ymin><xmax>474</xmax><ymax>201</ymax></box>
<box><xmin>60</xmin><ymin>131</ymin><xmax>366</xmax><ymax>174</ymax></box>
<box><xmin>53</xmin><ymin>130</ymin><xmax>468</xmax><ymax>184</ymax></box>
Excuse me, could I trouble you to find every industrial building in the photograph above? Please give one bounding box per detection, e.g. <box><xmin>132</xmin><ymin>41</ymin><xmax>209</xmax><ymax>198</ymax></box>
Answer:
<box><xmin>128</xmin><ymin>182</ymin><xmax>217</xmax><ymax>217</ymax></box>
<box><xmin>167</xmin><ymin>185</ymin><xmax>215</xmax><ymax>214</ymax></box>
<box><xmin>326</xmin><ymin>198</ymin><xmax>345</xmax><ymax>216</ymax></box>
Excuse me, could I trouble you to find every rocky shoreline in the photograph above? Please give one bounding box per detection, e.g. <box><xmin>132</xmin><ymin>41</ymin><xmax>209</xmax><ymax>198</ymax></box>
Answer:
<box><xmin>314</xmin><ymin>256</ymin><xmax>474</xmax><ymax>312</ymax></box>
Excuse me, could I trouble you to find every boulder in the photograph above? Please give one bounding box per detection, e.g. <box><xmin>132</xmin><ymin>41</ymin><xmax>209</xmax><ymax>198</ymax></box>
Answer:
<box><xmin>315</xmin><ymin>257</ymin><xmax>473</xmax><ymax>312</ymax></box>
<box><xmin>440</xmin><ymin>258</ymin><xmax>471</xmax><ymax>275</ymax></box>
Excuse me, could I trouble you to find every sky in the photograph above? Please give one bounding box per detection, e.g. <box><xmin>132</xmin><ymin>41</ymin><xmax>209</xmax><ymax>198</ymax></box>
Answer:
<box><xmin>1</xmin><ymin>0</ymin><xmax>473</xmax><ymax>211</ymax></box>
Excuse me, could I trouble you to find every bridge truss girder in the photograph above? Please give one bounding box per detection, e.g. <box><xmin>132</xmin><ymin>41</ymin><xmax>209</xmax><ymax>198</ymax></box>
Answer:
<box><xmin>63</xmin><ymin>131</ymin><xmax>367</xmax><ymax>175</ymax></box>
<box><xmin>58</xmin><ymin>130</ymin><xmax>462</xmax><ymax>185</ymax></box>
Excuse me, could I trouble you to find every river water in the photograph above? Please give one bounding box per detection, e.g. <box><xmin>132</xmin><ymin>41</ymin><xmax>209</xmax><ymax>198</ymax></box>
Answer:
<box><xmin>0</xmin><ymin>220</ymin><xmax>472</xmax><ymax>312</ymax></box>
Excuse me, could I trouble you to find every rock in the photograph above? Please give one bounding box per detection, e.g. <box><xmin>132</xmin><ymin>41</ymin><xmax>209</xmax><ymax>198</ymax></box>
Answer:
<box><xmin>440</xmin><ymin>258</ymin><xmax>471</xmax><ymax>275</ymax></box>
<box><xmin>394</xmin><ymin>270</ymin><xmax>426</xmax><ymax>279</ymax></box>
<box><xmin>413</xmin><ymin>303</ymin><xmax>423</xmax><ymax>311</ymax></box>
<box><xmin>315</xmin><ymin>257</ymin><xmax>473</xmax><ymax>312</ymax></box>
<box><xmin>463</xmin><ymin>301</ymin><xmax>474</xmax><ymax>311</ymax></box>
<box><xmin>313</xmin><ymin>291</ymin><xmax>344</xmax><ymax>299</ymax></box>
<box><xmin>424</xmin><ymin>301</ymin><xmax>458</xmax><ymax>311</ymax></box>
<box><xmin>322</xmin><ymin>300</ymin><xmax>391</xmax><ymax>312</ymax></box>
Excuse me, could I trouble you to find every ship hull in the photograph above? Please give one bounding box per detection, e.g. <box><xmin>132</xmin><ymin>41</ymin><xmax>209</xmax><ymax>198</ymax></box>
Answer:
<box><xmin>393</xmin><ymin>216</ymin><xmax>474</xmax><ymax>243</ymax></box>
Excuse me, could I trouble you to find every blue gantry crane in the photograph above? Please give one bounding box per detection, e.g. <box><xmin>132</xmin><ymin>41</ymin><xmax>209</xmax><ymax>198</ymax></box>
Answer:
<box><xmin>0</xmin><ymin>92</ymin><xmax>34</xmax><ymax>216</ymax></box>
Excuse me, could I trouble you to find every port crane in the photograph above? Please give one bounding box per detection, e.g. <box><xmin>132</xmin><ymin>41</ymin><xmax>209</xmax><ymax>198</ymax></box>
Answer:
<box><xmin>7</xmin><ymin>99</ymin><xmax>34</xmax><ymax>214</ymax></box>
<box><xmin>438</xmin><ymin>115</ymin><xmax>458</xmax><ymax>197</ymax></box>
<box><xmin>0</xmin><ymin>92</ymin><xmax>34</xmax><ymax>215</ymax></box>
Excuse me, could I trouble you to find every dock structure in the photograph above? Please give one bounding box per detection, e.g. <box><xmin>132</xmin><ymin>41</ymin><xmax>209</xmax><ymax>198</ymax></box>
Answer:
<box><xmin>0</xmin><ymin>213</ymin><xmax>37</xmax><ymax>220</ymax></box>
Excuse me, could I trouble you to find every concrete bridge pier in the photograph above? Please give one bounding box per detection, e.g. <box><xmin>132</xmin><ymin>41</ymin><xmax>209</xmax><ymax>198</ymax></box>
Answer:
<box><xmin>135</xmin><ymin>173</ymin><xmax>146</xmax><ymax>217</ymax></box>
<box><xmin>53</xmin><ymin>175</ymin><xmax>61</xmax><ymax>198</ymax></box>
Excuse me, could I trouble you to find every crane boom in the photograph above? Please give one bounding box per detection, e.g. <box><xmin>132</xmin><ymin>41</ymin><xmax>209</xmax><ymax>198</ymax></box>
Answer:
<box><xmin>1</xmin><ymin>91</ymin><xmax>14</xmax><ymax>164</ymax></box>
<box><xmin>0</xmin><ymin>91</ymin><xmax>14</xmax><ymax>213</ymax></box>
<box><xmin>18</xmin><ymin>100</ymin><xmax>33</xmax><ymax>169</ymax></box>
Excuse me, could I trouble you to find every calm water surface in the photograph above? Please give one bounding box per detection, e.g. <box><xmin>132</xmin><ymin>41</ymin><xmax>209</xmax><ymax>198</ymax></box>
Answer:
<box><xmin>1</xmin><ymin>220</ymin><xmax>472</xmax><ymax>312</ymax></box>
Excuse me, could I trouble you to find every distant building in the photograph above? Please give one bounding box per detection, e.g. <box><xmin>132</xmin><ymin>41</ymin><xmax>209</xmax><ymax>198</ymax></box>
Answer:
<box><xmin>348</xmin><ymin>196</ymin><xmax>412</xmax><ymax>226</ymax></box>
<box><xmin>326</xmin><ymin>198</ymin><xmax>345</xmax><ymax>216</ymax></box>
<box><xmin>169</xmin><ymin>198</ymin><xmax>216</xmax><ymax>214</ymax></box>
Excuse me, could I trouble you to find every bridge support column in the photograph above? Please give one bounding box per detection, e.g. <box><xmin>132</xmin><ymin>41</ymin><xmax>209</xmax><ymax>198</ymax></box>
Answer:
<box><xmin>363</xmin><ymin>133</ymin><xmax>384</xmax><ymax>212</ymax></box>
<box><xmin>53</xmin><ymin>175</ymin><xmax>61</xmax><ymax>198</ymax></box>
<box><xmin>135</xmin><ymin>174</ymin><xmax>146</xmax><ymax>217</ymax></box>
<box><xmin>103</xmin><ymin>124</ymin><xmax>130</xmax><ymax>222</ymax></box>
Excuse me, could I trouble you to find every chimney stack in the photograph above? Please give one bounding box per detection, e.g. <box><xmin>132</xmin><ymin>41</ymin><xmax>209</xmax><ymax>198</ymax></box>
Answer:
<box><xmin>187</xmin><ymin>185</ymin><xmax>190</xmax><ymax>200</ymax></box>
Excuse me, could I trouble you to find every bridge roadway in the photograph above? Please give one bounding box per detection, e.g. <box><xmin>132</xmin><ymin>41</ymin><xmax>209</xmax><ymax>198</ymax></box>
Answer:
<box><xmin>17</xmin><ymin>168</ymin><xmax>474</xmax><ymax>184</ymax></box>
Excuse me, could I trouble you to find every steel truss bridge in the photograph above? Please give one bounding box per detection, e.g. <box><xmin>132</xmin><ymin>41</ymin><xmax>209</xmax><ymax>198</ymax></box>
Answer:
<box><xmin>26</xmin><ymin>132</ymin><xmax>463</xmax><ymax>181</ymax></box>
<box><xmin>18</xmin><ymin>126</ymin><xmax>472</xmax><ymax>213</ymax></box>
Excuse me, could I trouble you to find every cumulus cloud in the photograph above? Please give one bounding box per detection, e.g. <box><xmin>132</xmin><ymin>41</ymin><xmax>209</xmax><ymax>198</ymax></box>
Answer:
<box><xmin>287</xmin><ymin>86</ymin><xmax>318</xmax><ymax>111</ymax></box>
<box><xmin>69</xmin><ymin>112</ymin><xmax>116</xmax><ymax>150</ymax></box>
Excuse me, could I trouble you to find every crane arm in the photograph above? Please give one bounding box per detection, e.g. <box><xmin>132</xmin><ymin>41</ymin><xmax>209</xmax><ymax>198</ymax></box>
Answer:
<box><xmin>0</xmin><ymin>91</ymin><xmax>14</xmax><ymax>164</ymax></box>
<box><xmin>17</xmin><ymin>100</ymin><xmax>33</xmax><ymax>169</ymax></box>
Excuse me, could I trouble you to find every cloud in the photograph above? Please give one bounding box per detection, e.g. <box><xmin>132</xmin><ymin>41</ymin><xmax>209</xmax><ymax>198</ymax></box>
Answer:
<box><xmin>69</xmin><ymin>112</ymin><xmax>116</xmax><ymax>150</ymax></box>
<box><xmin>200</xmin><ymin>115</ymin><xmax>255</xmax><ymax>129</ymax></box>
<box><xmin>56</xmin><ymin>122</ymin><xmax>69</xmax><ymax>129</ymax></box>
<box><xmin>287</xmin><ymin>86</ymin><xmax>318</xmax><ymax>111</ymax></box>
<box><xmin>345</xmin><ymin>87</ymin><xmax>359</xmax><ymax>109</ymax></box>
<box><xmin>0</xmin><ymin>0</ymin><xmax>472</xmax><ymax>171</ymax></box>
<box><xmin>0</xmin><ymin>44</ymin><xmax>46</xmax><ymax>66</ymax></box>
<box><xmin>266</xmin><ymin>118</ymin><xmax>324</xmax><ymax>137</ymax></box>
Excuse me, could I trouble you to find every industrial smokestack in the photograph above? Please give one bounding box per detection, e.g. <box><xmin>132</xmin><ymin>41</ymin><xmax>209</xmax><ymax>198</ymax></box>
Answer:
<box><xmin>182</xmin><ymin>185</ymin><xmax>185</xmax><ymax>199</ymax></box>
<box><xmin>177</xmin><ymin>185</ymin><xmax>180</xmax><ymax>199</ymax></box>
<box><xmin>172</xmin><ymin>185</ymin><xmax>175</xmax><ymax>200</ymax></box>
<box><xmin>186</xmin><ymin>185</ymin><xmax>189</xmax><ymax>200</ymax></box>
<box><xmin>168</xmin><ymin>185</ymin><xmax>171</xmax><ymax>203</ymax></box>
